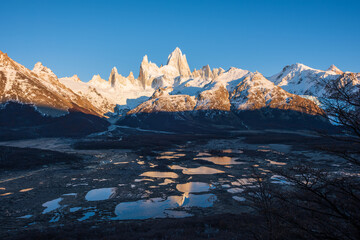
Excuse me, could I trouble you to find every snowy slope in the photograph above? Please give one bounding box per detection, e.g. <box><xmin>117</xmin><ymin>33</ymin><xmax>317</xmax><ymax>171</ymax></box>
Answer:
<box><xmin>268</xmin><ymin>63</ymin><xmax>342</xmax><ymax>97</ymax></box>
<box><xmin>60</xmin><ymin>73</ymin><xmax>154</xmax><ymax>114</ymax></box>
<box><xmin>0</xmin><ymin>50</ymin><xmax>103</xmax><ymax>116</ymax></box>
<box><xmin>128</xmin><ymin>65</ymin><xmax>322</xmax><ymax>115</ymax></box>
<box><xmin>60</xmin><ymin>47</ymin><xmax>222</xmax><ymax>114</ymax></box>
<box><xmin>1</xmin><ymin>47</ymin><xmax>350</xmax><ymax>119</ymax></box>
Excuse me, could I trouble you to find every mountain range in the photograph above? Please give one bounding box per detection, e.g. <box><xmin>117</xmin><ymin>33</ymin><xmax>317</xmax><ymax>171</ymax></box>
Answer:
<box><xmin>1</xmin><ymin>47</ymin><xmax>359</xmax><ymax>135</ymax></box>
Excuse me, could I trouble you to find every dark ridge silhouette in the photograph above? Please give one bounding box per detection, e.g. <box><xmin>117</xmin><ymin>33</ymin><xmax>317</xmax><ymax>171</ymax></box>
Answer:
<box><xmin>0</xmin><ymin>101</ymin><xmax>110</xmax><ymax>140</ymax></box>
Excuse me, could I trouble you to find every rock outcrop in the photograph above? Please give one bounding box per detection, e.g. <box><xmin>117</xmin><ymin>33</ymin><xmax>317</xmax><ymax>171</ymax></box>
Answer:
<box><xmin>166</xmin><ymin>47</ymin><xmax>191</xmax><ymax>78</ymax></box>
<box><xmin>195</xmin><ymin>85</ymin><xmax>231</xmax><ymax>111</ymax></box>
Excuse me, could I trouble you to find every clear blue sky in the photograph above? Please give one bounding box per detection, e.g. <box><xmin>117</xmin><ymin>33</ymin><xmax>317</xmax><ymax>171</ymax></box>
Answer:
<box><xmin>1</xmin><ymin>0</ymin><xmax>359</xmax><ymax>81</ymax></box>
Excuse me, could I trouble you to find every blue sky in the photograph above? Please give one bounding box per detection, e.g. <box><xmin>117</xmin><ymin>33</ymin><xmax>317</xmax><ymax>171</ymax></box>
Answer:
<box><xmin>1</xmin><ymin>0</ymin><xmax>359</xmax><ymax>81</ymax></box>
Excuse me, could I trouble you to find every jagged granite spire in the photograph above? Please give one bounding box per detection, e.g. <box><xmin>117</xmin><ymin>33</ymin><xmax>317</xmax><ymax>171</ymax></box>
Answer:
<box><xmin>166</xmin><ymin>47</ymin><xmax>191</xmax><ymax>78</ymax></box>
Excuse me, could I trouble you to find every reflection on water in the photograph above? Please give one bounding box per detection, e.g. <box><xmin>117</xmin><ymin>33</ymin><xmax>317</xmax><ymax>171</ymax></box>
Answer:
<box><xmin>271</xmin><ymin>175</ymin><xmax>292</xmax><ymax>185</ymax></box>
<box><xmin>63</xmin><ymin>193</ymin><xmax>77</xmax><ymax>196</ymax></box>
<box><xmin>159</xmin><ymin>179</ymin><xmax>175</xmax><ymax>185</ymax></box>
<box><xmin>113</xmin><ymin>161</ymin><xmax>129</xmax><ymax>165</ymax></box>
<box><xmin>169</xmin><ymin>165</ymin><xmax>224</xmax><ymax>175</ymax></box>
<box><xmin>160</xmin><ymin>151</ymin><xmax>177</xmax><ymax>155</ymax></box>
<box><xmin>18</xmin><ymin>214</ymin><xmax>32</xmax><ymax>219</ymax></box>
<box><xmin>227</xmin><ymin>188</ymin><xmax>244</xmax><ymax>194</ymax></box>
<box><xmin>176</xmin><ymin>182</ymin><xmax>211</xmax><ymax>193</ymax></box>
<box><xmin>222</xmin><ymin>149</ymin><xmax>244</xmax><ymax>154</ymax></box>
<box><xmin>113</xmin><ymin>194</ymin><xmax>216</xmax><ymax>220</ymax></box>
<box><xmin>156</xmin><ymin>153</ymin><xmax>186</xmax><ymax>160</ymax></box>
<box><xmin>266</xmin><ymin>159</ymin><xmax>286</xmax><ymax>166</ymax></box>
<box><xmin>134</xmin><ymin>178</ymin><xmax>154</xmax><ymax>182</ymax></box>
<box><xmin>49</xmin><ymin>214</ymin><xmax>61</xmax><ymax>223</ymax></box>
<box><xmin>196</xmin><ymin>152</ymin><xmax>212</xmax><ymax>157</ymax></box>
<box><xmin>42</xmin><ymin>198</ymin><xmax>63</xmax><ymax>214</ymax></box>
<box><xmin>85</xmin><ymin>188</ymin><xmax>117</xmax><ymax>201</ymax></box>
<box><xmin>258</xmin><ymin>168</ymin><xmax>271</xmax><ymax>173</ymax></box>
<box><xmin>233</xmin><ymin>178</ymin><xmax>257</xmax><ymax>186</ymax></box>
<box><xmin>70</xmin><ymin>207</ymin><xmax>81</xmax><ymax>212</ymax></box>
<box><xmin>19</xmin><ymin>188</ymin><xmax>33</xmax><ymax>192</ymax></box>
<box><xmin>0</xmin><ymin>192</ymin><xmax>13</xmax><ymax>196</ymax></box>
<box><xmin>180</xmin><ymin>193</ymin><xmax>216</xmax><ymax>208</ymax></box>
<box><xmin>140</xmin><ymin>171</ymin><xmax>179</xmax><ymax>178</ymax></box>
<box><xmin>149</xmin><ymin>163</ymin><xmax>158</xmax><ymax>168</ymax></box>
<box><xmin>11</xmin><ymin>144</ymin><xmax>301</xmax><ymax>223</ymax></box>
<box><xmin>78</xmin><ymin>212</ymin><xmax>95</xmax><ymax>221</ymax></box>
<box><xmin>232</xmin><ymin>196</ymin><xmax>246</xmax><ymax>202</ymax></box>
<box><xmin>195</xmin><ymin>156</ymin><xmax>243</xmax><ymax>165</ymax></box>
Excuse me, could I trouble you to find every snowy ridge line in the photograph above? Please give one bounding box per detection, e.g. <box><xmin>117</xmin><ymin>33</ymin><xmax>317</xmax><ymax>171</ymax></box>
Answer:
<box><xmin>1</xmin><ymin>48</ymin><xmax>359</xmax><ymax>118</ymax></box>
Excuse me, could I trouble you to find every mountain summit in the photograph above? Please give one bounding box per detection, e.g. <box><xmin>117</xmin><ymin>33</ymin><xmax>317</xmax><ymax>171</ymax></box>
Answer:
<box><xmin>166</xmin><ymin>47</ymin><xmax>191</xmax><ymax>78</ymax></box>
<box><xmin>327</xmin><ymin>64</ymin><xmax>343</xmax><ymax>74</ymax></box>
<box><xmin>138</xmin><ymin>47</ymin><xmax>192</xmax><ymax>88</ymax></box>
<box><xmin>2</xmin><ymin>48</ymin><xmax>359</xmax><ymax>130</ymax></box>
<box><xmin>0</xmin><ymin>50</ymin><xmax>104</xmax><ymax>116</ymax></box>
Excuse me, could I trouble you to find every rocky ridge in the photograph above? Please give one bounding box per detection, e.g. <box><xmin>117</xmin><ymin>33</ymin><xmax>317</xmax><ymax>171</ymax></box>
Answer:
<box><xmin>2</xmin><ymin>48</ymin><xmax>359</xmax><ymax>120</ymax></box>
<box><xmin>0</xmin><ymin>50</ymin><xmax>103</xmax><ymax>116</ymax></box>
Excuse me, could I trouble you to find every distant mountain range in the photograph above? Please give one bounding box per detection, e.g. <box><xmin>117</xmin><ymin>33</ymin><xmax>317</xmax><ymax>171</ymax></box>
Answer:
<box><xmin>1</xmin><ymin>48</ymin><xmax>359</xmax><ymax>135</ymax></box>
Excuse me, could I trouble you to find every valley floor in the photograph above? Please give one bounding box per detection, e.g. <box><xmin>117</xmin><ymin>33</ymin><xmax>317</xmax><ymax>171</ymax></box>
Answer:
<box><xmin>0</xmin><ymin>130</ymin><xmax>356</xmax><ymax>239</ymax></box>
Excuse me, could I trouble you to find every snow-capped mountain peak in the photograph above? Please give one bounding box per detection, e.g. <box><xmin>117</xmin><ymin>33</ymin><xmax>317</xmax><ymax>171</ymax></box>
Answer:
<box><xmin>167</xmin><ymin>47</ymin><xmax>182</xmax><ymax>61</ymax></box>
<box><xmin>327</xmin><ymin>64</ymin><xmax>343</xmax><ymax>74</ymax></box>
<box><xmin>0</xmin><ymin>52</ymin><xmax>104</xmax><ymax>116</ymax></box>
<box><xmin>0</xmin><ymin>50</ymin><xmax>8</xmax><ymax>63</ymax></box>
<box><xmin>142</xmin><ymin>55</ymin><xmax>149</xmax><ymax>64</ymax></box>
<box><xmin>110</xmin><ymin>66</ymin><xmax>118</xmax><ymax>75</ymax></box>
<box><xmin>109</xmin><ymin>66</ymin><xmax>121</xmax><ymax>87</ymax></box>
<box><xmin>60</xmin><ymin>75</ymin><xmax>81</xmax><ymax>83</ymax></box>
<box><xmin>287</xmin><ymin>63</ymin><xmax>312</xmax><ymax>72</ymax></box>
<box><xmin>127</xmin><ymin>71</ymin><xmax>135</xmax><ymax>81</ymax></box>
<box><xmin>166</xmin><ymin>47</ymin><xmax>191</xmax><ymax>78</ymax></box>
<box><xmin>268</xmin><ymin>62</ymin><xmax>344</xmax><ymax>97</ymax></box>
<box><xmin>32</xmin><ymin>62</ymin><xmax>58</xmax><ymax>81</ymax></box>
<box><xmin>0</xmin><ymin>50</ymin><xmax>15</xmax><ymax>66</ymax></box>
<box><xmin>87</xmin><ymin>74</ymin><xmax>108</xmax><ymax>89</ymax></box>
<box><xmin>3</xmin><ymin>48</ymin><xmax>356</xmax><ymax>122</ymax></box>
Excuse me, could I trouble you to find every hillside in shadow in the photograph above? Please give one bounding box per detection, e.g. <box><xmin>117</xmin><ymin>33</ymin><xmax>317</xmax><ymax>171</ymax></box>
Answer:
<box><xmin>116</xmin><ymin>108</ymin><xmax>336</xmax><ymax>133</ymax></box>
<box><xmin>0</xmin><ymin>102</ymin><xmax>110</xmax><ymax>140</ymax></box>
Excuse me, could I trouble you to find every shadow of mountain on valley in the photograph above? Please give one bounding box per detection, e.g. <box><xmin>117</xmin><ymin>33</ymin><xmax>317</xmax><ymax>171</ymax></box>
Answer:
<box><xmin>0</xmin><ymin>101</ymin><xmax>110</xmax><ymax>140</ymax></box>
<box><xmin>116</xmin><ymin>108</ymin><xmax>337</xmax><ymax>134</ymax></box>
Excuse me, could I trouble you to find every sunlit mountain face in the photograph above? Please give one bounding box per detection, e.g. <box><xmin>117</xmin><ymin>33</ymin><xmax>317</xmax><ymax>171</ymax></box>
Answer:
<box><xmin>2</xmin><ymin>47</ymin><xmax>354</xmax><ymax>136</ymax></box>
<box><xmin>1</xmin><ymin>48</ymin><xmax>359</xmax><ymax>239</ymax></box>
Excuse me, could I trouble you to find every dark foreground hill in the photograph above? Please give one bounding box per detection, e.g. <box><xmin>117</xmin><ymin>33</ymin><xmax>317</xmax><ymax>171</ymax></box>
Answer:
<box><xmin>0</xmin><ymin>102</ymin><xmax>110</xmax><ymax>141</ymax></box>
